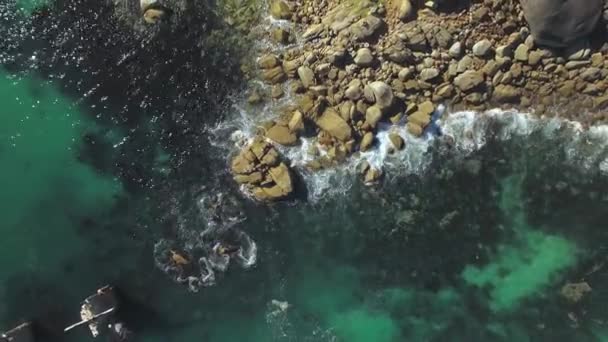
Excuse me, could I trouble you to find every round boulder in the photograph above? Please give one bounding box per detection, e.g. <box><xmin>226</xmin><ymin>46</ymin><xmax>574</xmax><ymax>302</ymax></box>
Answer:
<box><xmin>521</xmin><ymin>0</ymin><xmax>602</xmax><ymax>48</ymax></box>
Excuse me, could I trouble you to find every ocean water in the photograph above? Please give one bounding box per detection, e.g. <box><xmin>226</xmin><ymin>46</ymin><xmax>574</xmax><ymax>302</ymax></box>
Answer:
<box><xmin>3</xmin><ymin>1</ymin><xmax>608</xmax><ymax>342</ymax></box>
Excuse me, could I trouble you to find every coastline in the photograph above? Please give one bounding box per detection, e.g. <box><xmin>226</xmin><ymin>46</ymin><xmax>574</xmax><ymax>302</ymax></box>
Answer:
<box><xmin>227</xmin><ymin>0</ymin><xmax>608</xmax><ymax>201</ymax></box>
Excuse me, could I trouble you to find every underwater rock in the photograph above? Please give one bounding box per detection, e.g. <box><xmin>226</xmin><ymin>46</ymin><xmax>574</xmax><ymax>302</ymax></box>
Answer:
<box><xmin>560</xmin><ymin>282</ymin><xmax>592</xmax><ymax>303</ymax></box>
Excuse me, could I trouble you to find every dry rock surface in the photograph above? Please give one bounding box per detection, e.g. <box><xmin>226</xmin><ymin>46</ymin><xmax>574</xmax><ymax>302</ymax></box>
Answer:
<box><xmin>230</xmin><ymin>0</ymin><xmax>608</xmax><ymax>201</ymax></box>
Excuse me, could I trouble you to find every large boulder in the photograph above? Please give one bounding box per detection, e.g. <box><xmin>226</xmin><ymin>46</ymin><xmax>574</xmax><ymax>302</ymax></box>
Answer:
<box><xmin>316</xmin><ymin>108</ymin><xmax>352</xmax><ymax>141</ymax></box>
<box><xmin>521</xmin><ymin>0</ymin><xmax>602</xmax><ymax>48</ymax></box>
<box><xmin>231</xmin><ymin>137</ymin><xmax>294</xmax><ymax>201</ymax></box>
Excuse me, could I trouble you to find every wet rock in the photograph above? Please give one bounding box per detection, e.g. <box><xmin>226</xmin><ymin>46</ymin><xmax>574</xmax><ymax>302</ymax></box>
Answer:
<box><xmin>271</xmin><ymin>85</ymin><xmax>284</xmax><ymax>99</ymax></box>
<box><xmin>360</xmin><ymin>132</ymin><xmax>374</xmax><ymax>151</ymax></box>
<box><xmin>270</xmin><ymin>0</ymin><xmax>292</xmax><ymax>20</ymax></box>
<box><xmin>297</xmin><ymin>66</ymin><xmax>315</xmax><ymax>88</ymax></box>
<box><xmin>350</xmin><ymin>16</ymin><xmax>384</xmax><ymax>41</ymax></box>
<box><xmin>389</xmin><ymin>133</ymin><xmax>405</xmax><ymax>150</ymax></box>
<box><xmin>259</xmin><ymin>54</ymin><xmax>280</xmax><ymax>69</ymax></box>
<box><xmin>316</xmin><ymin>108</ymin><xmax>352</xmax><ymax>141</ymax></box>
<box><xmin>143</xmin><ymin>8</ymin><xmax>166</xmax><ymax>24</ymax></box>
<box><xmin>231</xmin><ymin>138</ymin><xmax>294</xmax><ymax>201</ymax></box>
<box><xmin>263</xmin><ymin>66</ymin><xmax>287</xmax><ymax>84</ymax></box>
<box><xmin>288</xmin><ymin>111</ymin><xmax>305</xmax><ymax>133</ymax></box>
<box><xmin>493</xmin><ymin>84</ymin><xmax>521</xmax><ymax>103</ymax></box>
<box><xmin>273</xmin><ymin>28</ymin><xmax>290</xmax><ymax>44</ymax></box>
<box><xmin>265</xmin><ymin>124</ymin><xmax>297</xmax><ymax>146</ymax></box>
<box><xmin>354</xmin><ymin>48</ymin><xmax>374</xmax><ymax>67</ymax></box>
<box><xmin>364</xmin><ymin>167</ymin><xmax>382</xmax><ymax>185</ymax></box>
<box><xmin>454</xmin><ymin>70</ymin><xmax>484</xmax><ymax>92</ymax></box>
<box><xmin>407</xmin><ymin>122</ymin><xmax>423</xmax><ymax>136</ymax></box>
<box><xmin>521</xmin><ymin>0</ymin><xmax>602</xmax><ymax>48</ymax></box>
<box><xmin>473</xmin><ymin>39</ymin><xmax>493</xmax><ymax>57</ymax></box>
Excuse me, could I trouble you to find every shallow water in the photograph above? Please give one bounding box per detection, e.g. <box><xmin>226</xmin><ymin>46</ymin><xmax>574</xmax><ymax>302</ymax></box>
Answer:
<box><xmin>3</xmin><ymin>1</ymin><xmax>608</xmax><ymax>342</ymax></box>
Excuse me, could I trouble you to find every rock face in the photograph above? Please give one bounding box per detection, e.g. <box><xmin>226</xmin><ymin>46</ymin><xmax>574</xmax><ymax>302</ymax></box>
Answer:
<box><xmin>521</xmin><ymin>0</ymin><xmax>602</xmax><ymax>47</ymax></box>
<box><xmin>231</xmin><ymin>138</ymin><xmax>294</xmax><ymax>201</ymax></box>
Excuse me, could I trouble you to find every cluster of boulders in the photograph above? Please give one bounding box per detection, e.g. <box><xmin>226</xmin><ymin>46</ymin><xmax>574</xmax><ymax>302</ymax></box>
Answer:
<box><xmin>231</xmin><ymin>137</ymin><xmax>294</xmax><ymax>201</ymax></box>
<box><xmin>231</xmin><ymin>0</ymin><xmax>608</xmax><ymax>201</ymax></box>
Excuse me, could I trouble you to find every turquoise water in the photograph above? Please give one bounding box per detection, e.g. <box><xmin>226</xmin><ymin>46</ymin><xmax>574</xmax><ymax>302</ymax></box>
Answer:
<box><xmin>2</xmin><ymin>1</ymin><xmax>608</xmax><ymax>341</ymax></box>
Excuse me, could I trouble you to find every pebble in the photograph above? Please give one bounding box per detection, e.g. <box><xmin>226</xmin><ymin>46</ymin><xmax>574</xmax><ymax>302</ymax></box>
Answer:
<box><xmin>354</xmin><ymin>48</ymin><xmax>374</xmax><ymax>67</ymax></box>
<box><xmin>449</xmin><ymin>42</ymin><xmax>463</xmax><ymax>58</ymax></box>
<box><xmin>473</xmin><ymin>39</ymin><xmax>493</xmax><ymax>57</ymax></box>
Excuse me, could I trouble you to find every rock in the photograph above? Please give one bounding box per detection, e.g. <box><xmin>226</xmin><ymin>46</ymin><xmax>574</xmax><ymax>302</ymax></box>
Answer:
<box><xmin>364</xmin><ymin>167</ymin><xmax>382</xmax><ymax>185</ymax></box>
<box><xmin>288</xmin><ymin>111</ymin><xmax>304</xmax><ymax>132</ymax></box>
<box><xmin>384</xmin><ymin>43</ymin><xmax>414</xmax><ymax>64</ymax></box>
<box><xmin>594</xmin><ymin>95</ymin><xmax>608</xmax><ymax>108</ymax></box>
<box><xmin>581</xmin><ymin>67</ymin><xmax>601</xmax><ymax>82</ymax></box>
<box><xmin>454</xmin><ymin>71</ymin><xmax>485</xmax><ymax>92</ymax></box>
<box><xmin>345</xmin><ymin>80</ymin><xmax>363</xmax><ymax>100</ymax></box>
<box><xmin>354</xmin><ymin>48</ymin><xmax>374</xmax><ymax>67</ymax></box>
<box><xmin>407</xmin><ymin>122</ymin><xmax>423</xmax><ymax>136</ymax></box>
<box><xmin>457</xmin><ymin>55</ymin><xmax>473</xmax><ymax>73</ymax></box>
<box><xmin>366</xmin><ymin>81</ymin><xmax>394</xmax><ymax>109</ymax></box>
<box><xmin>231</xmin><ymin>139</ymin><xmax>293</xmax><ymax>201</ymax></box>
<box><xmin>266</xmin><ymin>124</ymin><xmax>297</xmax><ymax>146</ymax></box>
<box><xmin>316</xmin><ymin>108</ymin><xmax>352</xmax><ymax>141</ymax></box>
<box><xmin>272</xmin><ymin>28</ymin><xmax>290</xmax><ymax>44</ymax></box>
<box><xmin>365</xmin><ymin>105</ymin><xmax>383</xmax><ymax>128</ymax></box>
<box><xmin>496</xmin><ymin>45</ymin><xmax>513</xmax><ymax>58</ymax></box>
<box><xmin>271</xmin><ymin>85</ymin><xmax>284</xmax><ymax>99</ymax></box>
<box><xmin>360</xmin><ymin>132</ymin><xmax>374</xmax><ymax>151</ymax></box>
<box><xmin>565</xmin><ymin>60</ymin><xmax>591</xmax><ymax>70</ymax></box>
<box><xmin>350</xmin><ymin>16</ymin><xmax>383</xmax><ymax>41</ymax></box>
<box><xmin>389</xmin><ymin>133</ymin><xmax>405</xmax><ymax>150</ymax></box>
<box><xmin>566</xmin><ymin>40</ymin><xmax>591</xmax><ymax>60</ymax></box>
<box><xmin>435</xmin><ymin>83</ymin><xmax>454</xmax><ymax>99</ymax></box>
<box><xmin>297</xmin><ymin>66</ymin><xmax>315</xmax><ymax>88</ymax></box>
<box><xmin>528</xmin><ymin>50</ymin><xmax>543</xmax><ymax>66</ymax></box>
<box><xmin>521</xmin><ymin>0</ymin><xmax>602</xmax><ymax>48</ymax></box>
<box><xmin>560</xmin><ymin>282</ymin><xmax>592</xmax><ymax>303</ymax></box>
<box><xmin>302</xmin><ymin>24</ymin><xmax>324</xmax><ymax>41</ymax></box>
<box><xmin>514</xmin><ymin>44</ymin><xmax>529</xmax><ymax>62</ymax></box>
<box><xmin>398</xmin><ymin>68</ymin><xmax>413</xmax><ymax>81</ymax></box>
<box><xmin>420</xmin><ymin>68</ymin><xmax>440</xmax><ymax>82</ymax></box>
<box><xmin>143</xmin><ymin>8</ymin><xmax>165</xmax><ymax>24</ymax></box>
<box><xmin>591</xmin><ymin>53</ymin><xmax>604</xmax><ymax>67</ymax></box>
<box><xmin>493</xmin><ymin>85</ymin><xmax>521</xmax><ymax>103</ymax></box>
<box><xmin>408</xmin><ymin>111</ymin><xmax>431</xmax><ymax>127</ymax></box>
<box><xmin>398</xmin><ymin>0</ymin><xmax>414</xmax><ymax>21</ymax></box>
<box><xmin>270</xmin><ymin>0</ymin><xmax>292</xmax><ymax>20</ymax></box>
<box><xmin>140</xmin><ymin>0</ymin><xmax>156</xmax><ymax>11</ymax></box>
<box><xmin>259</xmin><ymin>54</ymin><xmax>280</xmax><ymax>69</ymax></box>
<box><xmin>262</xmin><ymin>66</ymin><xmax>287</xmax><ymax>84</ymax></box>
<box><xmin>473</xmin><ymin>39</ymin><xmax>493</xmax><ymax>57</ymax></box>
<box><xmin>435</xmin><ymin>29</ymin><xmax>452</xmax><ymax>49</ymax></box>
<box><xmin>473</xmin><ymin>6</ymin><xmax>490</xmax><ymax>21</ymax></box>
<box><xmin>449</xmin><ymin>42</ymin><xmax>463</xmax><ymax>58</ymax></box>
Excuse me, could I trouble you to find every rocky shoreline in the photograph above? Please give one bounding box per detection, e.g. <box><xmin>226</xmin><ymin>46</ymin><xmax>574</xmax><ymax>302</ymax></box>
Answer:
<box><xmin>230</xmin><ymin>0</ymin><xmax>608</xmax><ymax>201</ymax></box>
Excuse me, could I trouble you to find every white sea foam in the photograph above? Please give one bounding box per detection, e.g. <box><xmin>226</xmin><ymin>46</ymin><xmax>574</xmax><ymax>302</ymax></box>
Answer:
<box><xmin>210</xmin><ymin>105</ymin><xmax>608</xmax><ymax>203</ymax></box>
